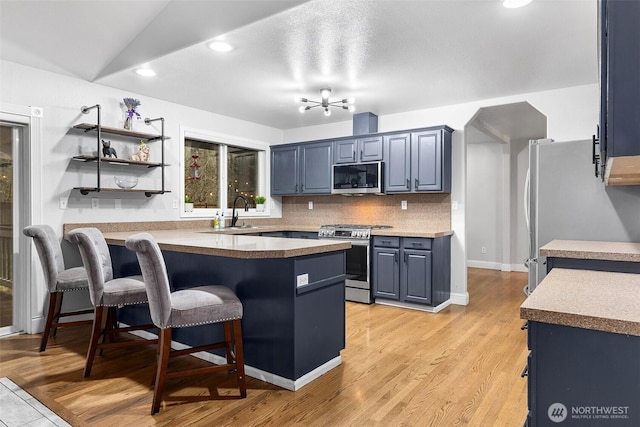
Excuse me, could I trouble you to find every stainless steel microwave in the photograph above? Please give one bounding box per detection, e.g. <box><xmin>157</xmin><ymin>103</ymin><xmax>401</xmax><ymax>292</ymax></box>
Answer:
<box><xmin>331</xmin><ymin>161</ymin><xmax>384</xmax><ymax>195</ymax></box>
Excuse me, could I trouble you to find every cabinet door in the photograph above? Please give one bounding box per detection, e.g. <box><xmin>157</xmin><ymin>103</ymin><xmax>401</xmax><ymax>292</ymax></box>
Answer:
<box><xmin>271</xmin><ymin>146</ymin><xmax>299</xmax><ymax>195</ymax></box>
<box><xmin>358</xmin><ymin>136</ymin><xmax>383</xmax><ymax>162</ymax></box>
<box><xmin>411</xmin><ymin>130</ymin><xmax>442</xmax><ymax>192</ymax></box>
<box><xmin>301</xmin><ymin>142</ymin><xmax>332</xmax><ymax>194</ymax></box>
<box><xmin>604</xmin><ymin>0</ymin><xmax>640</xmax><ymax>158</ymax></box>
<box><xmin>402</xmin><ymin>249</ymin><xmax>432</xmax><ymax>304</ymax></box>
<box><xmin>373</xmin><ymin>247</ymin><xmax>400</xmax><ymax>300</ymax></box>
<box><xmin>334</xmin><ymin>140</ymin><xmax>357</xmax><ymax>164</ymax></box>
<box><xmin>383</xmin><ymin>133</ymin><xmax>411</xmax><ymax>193</ymax></box>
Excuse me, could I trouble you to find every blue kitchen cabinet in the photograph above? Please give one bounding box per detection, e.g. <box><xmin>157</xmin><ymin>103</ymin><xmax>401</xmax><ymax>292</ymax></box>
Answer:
<box><xmin>271</xmin><ymin>145</ymin><xmax>299</xmax><ymax>195</ymax></box>
<box><xmin>383</xmin><ymin>133</ymin><xmax>411</xmax><ymax>192</ymax></box>
<box><xmin>300</xmin><ymin>141</ymin><xmax>332</xmax><ymax>194</ymax></box>
<box><xmin>373</xmin><ymin>246</ymin><xmax>400</xmax><ymax>300</ymax></box>
<box><xmin>526</xmin><ymin>321</ymin><xmax>639</xmax><ymax>427</ymax></box>
<box><xmin>598</xmin><ymin>0</ymin><xmax>640</xmax><ymax>179</ymax></box>
<box><xmin>373</xmin><ymin>236</ymin><xmax>450</xmax><ymax>306</ymax></box>
<box><xmin>383</xmin><ymin>126</ymin><xmax>452</xmax><ymax>193</ymax></box>
<box><xmin>335</xmin><ymin>136</ymin><xmax>383</xmax><ymax>164</ymax></box>
<box><xmin>271</xmin><ymin>141</ymin><xmax>332</xmax><ymax>195</ymax></box>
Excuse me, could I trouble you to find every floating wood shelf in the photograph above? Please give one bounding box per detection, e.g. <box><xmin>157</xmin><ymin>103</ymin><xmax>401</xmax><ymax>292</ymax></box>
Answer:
<box><xmin>72</xmin><ymin>155</ymin><xmax>168</xmax><ymax>168</ymax></box>
<box><xmin>72</xmin><ymin>123</ymin><xmax>171</xmax><ymax>142</ymax></box>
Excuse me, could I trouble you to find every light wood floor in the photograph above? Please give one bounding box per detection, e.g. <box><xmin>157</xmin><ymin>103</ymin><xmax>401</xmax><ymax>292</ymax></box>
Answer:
<box><xmin>0</xmin><ymin>268</ymin><xmax>529</xmax><ymax>426</ymax></box>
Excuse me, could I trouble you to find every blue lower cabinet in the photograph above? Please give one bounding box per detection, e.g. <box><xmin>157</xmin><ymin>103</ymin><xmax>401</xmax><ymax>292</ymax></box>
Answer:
<box><xmin>372</xmin><ymin>235</ymin><xmax>450</xmax><ymax>306</ymax></box>
<box><xmin>527</xmin><ymin>321</ymin><xmax>640</xmax><ymax>426</ymax></box>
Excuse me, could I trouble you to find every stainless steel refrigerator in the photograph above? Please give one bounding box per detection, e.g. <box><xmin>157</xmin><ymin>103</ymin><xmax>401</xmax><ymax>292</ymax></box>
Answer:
<box><xmin>525</xmin><ymin>139</ymin><xmax>640</xmax><ymax>294</ymax></box>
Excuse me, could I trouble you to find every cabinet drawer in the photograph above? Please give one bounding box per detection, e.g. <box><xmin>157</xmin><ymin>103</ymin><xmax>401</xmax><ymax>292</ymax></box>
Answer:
<box><xmin>402</xmin><ymin>238</ymin><xmax>432</xmax><ymax>250</ymax></box>
<box><xmin>373</xmin><ymin>236</ymin><xmax>400</xmax><ymax>248</ymax></box>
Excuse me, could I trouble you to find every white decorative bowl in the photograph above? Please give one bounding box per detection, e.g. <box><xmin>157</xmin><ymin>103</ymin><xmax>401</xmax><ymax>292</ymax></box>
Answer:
<box><xmin>114</xmin><ymin>176</ymin><xmax>138</xmax><ymax>189</ymax></box>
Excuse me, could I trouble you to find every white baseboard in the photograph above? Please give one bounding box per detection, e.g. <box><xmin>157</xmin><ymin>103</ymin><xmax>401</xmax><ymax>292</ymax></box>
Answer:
<box><xmin>375</xmin><ymin>299</ymin><xmax>452</xmax><ymax>313</ymax></box>
<box><xmin>128</xmin><ymin>328</ymin><xmax>340</xmax><ymax>391</ymax></box>
<box><xmin>467</xmin><ymin>260</ymin><xmax>528</xmax><ymax>273</ymax></box>
<box><xmin>450</xmin><ymin>292</ymin><xmax>469</xmax><ymax>306</ymax></box>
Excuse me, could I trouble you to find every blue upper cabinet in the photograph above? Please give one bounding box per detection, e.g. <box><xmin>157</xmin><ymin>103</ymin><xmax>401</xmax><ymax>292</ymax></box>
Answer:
<box><xmin>271</xmin><ymin>141</ymin><xmax>332</xmax><ymax>195</ymax></box>
<box><xmin>271</xmin><ymin>145</ymin><xmax>299</xmax><ymax>195</ymax></box>
<box><xmin>383</xmin><ymin>133</ymin><xmax>412</xmax><ymax>192</ymax></box>
<box><xmin>599</xmin><ymin>0</ymin><xmax>640</xmax><ymax>184</ymax></box>
<box><xmin>384</xmin><ymin>126</ymin><xmax>452</xmax><ymax>193</ymax></box>
<box><xmin>272</xmin><ymin>125</ymin><xmax>452</xmax><ymax>195</ymax></box>
<box><xmin>334</xmin><ymin>136</ymin><xmax>383</xmax><ymax>164</ymax></box>
<box><xmin>300</xmin><ymin>142</ymin><xmax>332</xmax><ymax>194</ymax></box>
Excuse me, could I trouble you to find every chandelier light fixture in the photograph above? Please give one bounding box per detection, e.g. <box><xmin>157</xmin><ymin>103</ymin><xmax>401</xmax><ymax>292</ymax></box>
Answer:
<box><xmin>295</xmin><ymin>88</ymin><xmax>355</xmax><ymax>116</ymax></box>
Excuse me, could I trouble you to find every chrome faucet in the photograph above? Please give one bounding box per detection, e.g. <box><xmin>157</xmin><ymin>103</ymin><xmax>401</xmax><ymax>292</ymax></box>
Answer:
<box><xmin>231</xmin><ymin>195</ymin><xmax>249</xmax><ymax>227</ymax></box>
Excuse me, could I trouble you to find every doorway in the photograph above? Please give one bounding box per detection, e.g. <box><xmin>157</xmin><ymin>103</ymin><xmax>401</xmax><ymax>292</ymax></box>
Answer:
<box><xmin>0</xmin><ymin>124</ymin><xmax>19</xmax><ymax>334</ymax></box>
<box><xmin>464</xmin><ymin>102</ymin><xmax>547</xmax><ymax>272</ymax></box>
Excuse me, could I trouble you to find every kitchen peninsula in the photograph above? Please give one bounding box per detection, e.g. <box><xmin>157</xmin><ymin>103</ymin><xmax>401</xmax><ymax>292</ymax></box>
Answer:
<box><xmin>69</xmin><ymin>226</ymin><xmax>351</xmax><ymax>391</ymax></box>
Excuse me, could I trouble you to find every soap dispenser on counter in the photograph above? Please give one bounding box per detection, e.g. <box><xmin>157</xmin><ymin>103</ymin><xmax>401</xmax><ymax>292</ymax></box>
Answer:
<box><xmin>219</xmin><ymin>212</ymin><xmax>225</xmax><ymax>229</ymax></box>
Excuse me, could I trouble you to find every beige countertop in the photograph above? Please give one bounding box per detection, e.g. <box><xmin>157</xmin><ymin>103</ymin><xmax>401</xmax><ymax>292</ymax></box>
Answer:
<box><xmin>520</xmin><ymin>268</ymin><xmax>640</xmax><ymax>337</ymax></box>
<box><xmin>102</xmin><ymin>229</ymin><xmax>351</xmax><ymax>259</ymax></box>
<box><xmin>540</xmin><ymin>239</ymin><xmax>640</xmax><ymax>262</ymax></box>
<box><xmin>65</xmin><ymin>221</ymin><xmax>453</xmax><ymax>239</ymax></box>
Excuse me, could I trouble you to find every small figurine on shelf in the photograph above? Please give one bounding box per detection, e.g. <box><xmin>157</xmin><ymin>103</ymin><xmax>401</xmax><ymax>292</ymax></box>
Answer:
<box><xmin>101</xmin><ymin>140</ymin><xmax>117</xmax><ymax>158</ymax></box>
<box><xmin>123</xmin><ymin>97</ymin><xmax>141</xmax><ymax>130</ymax></box>
<box><xmin>131</xmin><ymin>140</ymin><xmax>149</xmax><ymax>162</ymax></box>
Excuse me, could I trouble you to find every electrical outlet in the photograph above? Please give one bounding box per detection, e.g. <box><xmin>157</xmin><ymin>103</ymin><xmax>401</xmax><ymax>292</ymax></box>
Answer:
<box><xmin>308</xmin><ymin>201</ymin><xmax>313</xmax><ymax>210</ymax></box>
<box><xmin>401</xmin><ymin>200</ymin><xmax>407</xmax><ymax>210</ymax></box>
<box><xmin>481</xmin><ymin>247</ymin><xmax>487</xmax><ymax>254</ymax></box>
<box><xmin>452</xmin><ymin>201</ymin><xmax>458</xmax><ymax>210</ymax></box>
<box><xmin>296</xmin><ymin>273</ymin><xmax>309</xmax><ymax>287</ymax></box>
<box><xmin>172</xmin><ymin>199</ymin><xmax>179</xmax><ymax>209</ymax></box>
<box><xmin>114</xmin><ymin>199</ymin><xmax>122</xmax><ymax>209</ymax></box>
<box><xmin>59</xmin><ymin>197</ymin><xmax>67</xmax><ymax>210</ymax></box>
<box><xmin>91</xmin><ymin>198</ymin><xmax>99</xmax><ymax>209</ymax></box>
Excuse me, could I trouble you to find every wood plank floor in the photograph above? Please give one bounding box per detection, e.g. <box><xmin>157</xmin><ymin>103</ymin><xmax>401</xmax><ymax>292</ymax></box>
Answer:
<box><xmin>0</xmin><ymin>268</ymin><xmax>529</xmax><ymax>426</ymax></box>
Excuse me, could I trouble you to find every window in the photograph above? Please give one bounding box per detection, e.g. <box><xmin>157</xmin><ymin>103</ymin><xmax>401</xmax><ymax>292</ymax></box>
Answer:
<box><xmin>181</xmin><ymin>128</ymin><xmax>267</xmax><ymax>217</ymax></box>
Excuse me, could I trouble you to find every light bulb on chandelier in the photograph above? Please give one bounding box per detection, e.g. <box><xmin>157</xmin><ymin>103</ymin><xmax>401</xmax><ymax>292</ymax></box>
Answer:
<box><xmin>295</xmin><ymin>88</ymin><xmax>355</xmax><ymax>116</ymax></box>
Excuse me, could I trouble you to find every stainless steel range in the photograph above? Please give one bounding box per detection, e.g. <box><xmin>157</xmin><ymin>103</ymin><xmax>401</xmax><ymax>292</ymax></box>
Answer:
<box><xmin>318</xmin><ymin>224</ymin><xmax>391</xmax><ymax>304</ymax></box>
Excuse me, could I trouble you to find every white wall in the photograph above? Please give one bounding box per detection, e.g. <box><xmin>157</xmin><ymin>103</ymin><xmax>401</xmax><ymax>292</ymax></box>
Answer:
<box><xmin>283</xmin><ymin>83</ymin><xmax>600</xmax><ymax>305</ymax></box>
<box><xmin>466</xmin><ymin>141</ymin><xmax>504</xmax><ymax>269</ymax></box>
<box><xmin>1</xmin><ymin>60</ymin><xmax>285</xmax><ymax>331</ymax></box>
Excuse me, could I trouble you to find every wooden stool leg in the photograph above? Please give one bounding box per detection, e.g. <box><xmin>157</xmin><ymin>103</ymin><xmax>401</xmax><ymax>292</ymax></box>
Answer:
<box><xmin>39</xmin><ymin>292</ymin><xmax>59</xmax><ymax>352</ymax></box>
<box><xmin>51</xmin><ymin>291</ymin><xmax>65</xmax><ymax>338</ymax></box>
<box><xmin>152</xmin><ymin>328</ymin><xmax>172</xmax><ymax>415</ymax></box>
<box><xmin>223</xmin><ymin>321</ymin><xmax>234</xmax><ymax>365</ymax></box>
<box><xmin>232</xmin><ymin>319</ymin><xmax>246</xmax><ymax>398</ymax></box>
<box><xmin>84</xmin><ymin>306</ymin><xmax>106</xmax><ymax>378</ymax></box>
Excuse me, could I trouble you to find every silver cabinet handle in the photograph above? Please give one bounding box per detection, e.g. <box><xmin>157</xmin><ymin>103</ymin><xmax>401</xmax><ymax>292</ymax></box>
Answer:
<box><xmin>406</xmin><ymin>178</ymin><xmax>410</xmax><ymax>189</ymax></box>
<box><xmin>360</xmin><ymin>150</ymin><xmax>363</xmax><ymax>161</ymax></box>
<box><xmin>415</xmin><ymin>178</ymin><xmax>418</xmax><ymax>189</ymax></box>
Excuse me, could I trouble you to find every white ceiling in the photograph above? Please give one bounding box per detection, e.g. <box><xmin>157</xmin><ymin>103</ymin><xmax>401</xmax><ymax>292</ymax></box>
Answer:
<box><xmin>0</xmin><ymin>0</ymin><xmax>598</xmax><ymax>130</ymax></box>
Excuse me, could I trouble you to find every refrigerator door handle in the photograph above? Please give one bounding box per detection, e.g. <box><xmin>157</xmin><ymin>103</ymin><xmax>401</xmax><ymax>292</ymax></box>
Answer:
<box><xmin>524</xmin><ymin>168</ymin><xmax>530</xmax><ymax>232</ymax></box>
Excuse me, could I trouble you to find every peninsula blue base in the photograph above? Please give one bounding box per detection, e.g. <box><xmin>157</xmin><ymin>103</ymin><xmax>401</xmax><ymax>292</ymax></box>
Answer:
<box><xmin>110</xmin><ymin>245</ymin><xmax>346</xmax><ymax>383</ymax></box>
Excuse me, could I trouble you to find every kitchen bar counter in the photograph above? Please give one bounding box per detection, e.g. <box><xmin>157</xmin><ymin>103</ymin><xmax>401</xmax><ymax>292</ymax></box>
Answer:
<box><xmin>102</xmin><ymin>229</ymin><xmax>350</xmax><ymax>259</ymax></box>
<box><xmin>520</xmin><ymin>268</ymin><xmax>640</xmax><ymax>336</ymax></box>
<box><xmin>540</xmin><ymin>239</ymin><xmax>640</xmax><ymax>262</ymax></box>
<box><xmin>67</xmin><ymin>226</ymin><xmax>350</xmax><ymax>391</ymax></box>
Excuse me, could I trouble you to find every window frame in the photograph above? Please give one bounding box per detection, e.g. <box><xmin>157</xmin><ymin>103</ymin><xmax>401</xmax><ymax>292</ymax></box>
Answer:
<box><xmin>179</xmin><ymin>126</ymin><xmax>269</xmax><ymax>219</ymax></box>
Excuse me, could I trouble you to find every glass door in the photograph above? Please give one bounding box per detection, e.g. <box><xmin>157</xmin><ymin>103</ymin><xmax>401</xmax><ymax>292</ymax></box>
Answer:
<box><xmin>0</xmin><ymin>124</ymin><xmax>16</xmax><ymax>333</ymax></box>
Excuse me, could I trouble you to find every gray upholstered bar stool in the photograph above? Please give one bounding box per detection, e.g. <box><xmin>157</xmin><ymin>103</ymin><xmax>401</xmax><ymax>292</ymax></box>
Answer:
<box><xmin>23</xmin><ymin>225</ymin><xmax>94</xmax><ymax>352</ymax></box>
<box><xmin>125</xmin><ymin>232</ymin><xmax>246</xmax><ymax>415</ymax></box>
<box><xmin>67</xmin><ymin>227</ymin><xmax>157</xmax><ymax>378</ymax></box>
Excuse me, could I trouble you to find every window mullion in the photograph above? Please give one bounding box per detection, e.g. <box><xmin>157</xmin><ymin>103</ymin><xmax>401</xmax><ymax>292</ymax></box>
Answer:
<box><xmin>219</xmin><ymin>144</ymin><xmax>228</xmax><ymax>212</ymax></box>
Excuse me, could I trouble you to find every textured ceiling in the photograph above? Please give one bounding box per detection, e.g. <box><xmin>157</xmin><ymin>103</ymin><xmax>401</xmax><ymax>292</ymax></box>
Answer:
<box><xmin>0</xmin><ymin>0</ymin><xmax>598</xmax><ymax>130</ymax></box>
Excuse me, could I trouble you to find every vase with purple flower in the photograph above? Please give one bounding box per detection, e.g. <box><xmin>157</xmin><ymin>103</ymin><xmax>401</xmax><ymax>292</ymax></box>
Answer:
<box><xmin>123</xmin><ymin>97</ymin><xmax>141</xmax><ymax>130</ymax></box>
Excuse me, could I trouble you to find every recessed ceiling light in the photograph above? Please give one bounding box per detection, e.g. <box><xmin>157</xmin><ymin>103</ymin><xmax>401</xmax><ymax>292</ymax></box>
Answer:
<box><xmin>135</xmin><ymin>68</ymin><xmax>156</xmax><ymax>77</ymax></box>
<box><xmin>503</xmin><ymin>0</ymin><xmax>532</xmax><ymax>8</ymax></box>
<box><xmin>209</xmin><ymin>41</ymin><xmax>233</xmax><ymax>52</ymax></box>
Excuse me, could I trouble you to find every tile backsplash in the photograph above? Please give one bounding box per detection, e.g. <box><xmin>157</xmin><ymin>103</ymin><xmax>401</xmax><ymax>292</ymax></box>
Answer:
<box><xmin>280</xmin><ymin>193</ymin><xmax>451</xmax><ymax>231</ymax></box>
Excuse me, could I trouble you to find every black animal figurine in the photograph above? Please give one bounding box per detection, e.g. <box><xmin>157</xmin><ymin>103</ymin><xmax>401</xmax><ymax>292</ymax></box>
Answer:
<box><xmin>102</xmin><ymin>140</ymin><xmax>117</xmax><ymax>158</ymax></box>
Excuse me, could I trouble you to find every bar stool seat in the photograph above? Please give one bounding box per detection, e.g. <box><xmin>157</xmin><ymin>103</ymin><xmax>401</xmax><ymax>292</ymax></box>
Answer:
<box><xmin>125</xmin><ymin>232</ymin><xmax>246</xmax><ymax>415</ymax></box>
<box><xmin>23</xmin><ymin>225</ymin><xmax>93</xmax><ymax>352</ymax></box>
